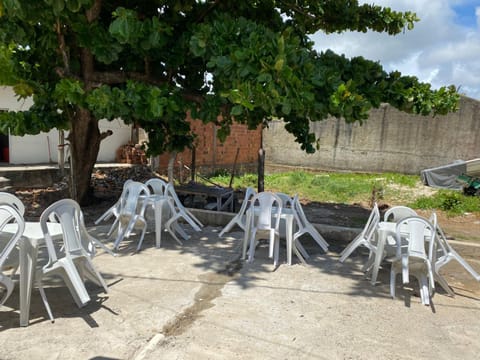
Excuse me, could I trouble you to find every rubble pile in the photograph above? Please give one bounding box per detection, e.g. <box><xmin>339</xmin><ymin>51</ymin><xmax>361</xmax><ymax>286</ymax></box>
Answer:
<box><xmin>91</xmin><ymin>165</ymin><xmax>162</xmax><ymax>198</ymax></box>
<box><xmin>13</xmin><ymin>165</ymin><xmax>162</xmax><ymax>220</ymax></box>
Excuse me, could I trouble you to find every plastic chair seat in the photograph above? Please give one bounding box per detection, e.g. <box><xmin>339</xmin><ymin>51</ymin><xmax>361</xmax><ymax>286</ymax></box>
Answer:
<box><xmin>38</xmin><ymin>199</ymin><xmax>109</xmax><ymax>322</ymax></box>
<box><xmin>389</xmin><ymin>216</ymin><xmax>436</xmax><ymax>306</ymax></box>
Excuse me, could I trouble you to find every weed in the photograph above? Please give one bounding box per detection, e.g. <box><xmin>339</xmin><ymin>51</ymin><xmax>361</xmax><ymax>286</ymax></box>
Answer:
<box><xmin>410</xmin><ymin>190</ymin><xmax>480</xmax><ymax>215</ymax></box>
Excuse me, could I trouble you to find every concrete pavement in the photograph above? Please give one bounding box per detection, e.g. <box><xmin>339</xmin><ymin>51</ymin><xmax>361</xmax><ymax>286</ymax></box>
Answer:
<box><xmin>1</xmin><ymin>224</ymin><xmax>480</xmax><ymax>359</ymax></box>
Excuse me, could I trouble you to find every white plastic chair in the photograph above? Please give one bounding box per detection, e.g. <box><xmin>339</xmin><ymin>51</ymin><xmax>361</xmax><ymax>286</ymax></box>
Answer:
<box><xmin>95</xmin><ymin>179</ymin><xmax>133</xmax><ymax>236</ymax></box>
<box><xmin>0</xmin><ymin>192</ymin><xmax>25</xmax><ymax>217</ymax></box>
<box><xmin>145</xmin><ymin>178</ymin><xmax>168</xmax><ymax>196</ymax></box>
<box><xmin>430</xmin><ymin>212</ymin><xmax>480</xmax><ymax>296</ymax></box>
<box><xmin>38</xmin><ymin>199</ymin><xmax>109</xmax><ymax>321</ymax></box>
<box><xmin>244</xmin><ymin>192</ymin><xmax>283</xmax><ymax>266</ymax></box>
<box><xmin>0</xmin><ymin>192</ymin><xmax>25</xmax><ymax>276</ymax></box>
<box><xmin>291</xmin><ymin>195</ymin><xmax>329</xmax><ymax>255</ymax></box>
<box><xmin>339</xmin><ymin>203</ymin><xmax>380</xmax><ymax>263</ymax></box>
<box><xmin>276</xmin><ymin>192</ymin><xmax>293</xmax><ymax>207</ymax></box>
<box><xmin>390</xmin><ymin>216</ymin><xmax>436</xmax><ymax>306</ymax></box>
<box><xmin>384</xmin><ymin>206</ymin><xmax>417</xmax><ymax>222</ymax></box>
<box><xmin>144</xmin><ymin>177</ymin><xmax>170</xmax><ymax>221</ymax></box>
<box><xmin>219</xmin><ymin>187</ymin><xmax>256</xmax><ymax>237</ymax></box>
<box><xmin>110</xmin><ymin>181</ymin><xmax>151</xmax><ymax>251</ymax></box>
<box><xmin>163</xmin><ymin>184</ymin><xmax>203</xmax><ymax>244</ymax></box>
<box><xmin>0</xmin><ymin>204</ymin><xmax>25</xmax><ymax>306</ymax></box>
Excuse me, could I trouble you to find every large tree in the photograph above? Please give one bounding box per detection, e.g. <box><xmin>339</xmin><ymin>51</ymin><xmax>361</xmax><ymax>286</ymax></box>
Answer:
<box><xmin>0</xmin><ymin>0</ymin><xmax>459</xmax><ymax>204</ymax></box>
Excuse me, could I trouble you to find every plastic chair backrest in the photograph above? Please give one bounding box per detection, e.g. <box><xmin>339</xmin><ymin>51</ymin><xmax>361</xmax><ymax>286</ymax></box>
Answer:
<box><xmin>0</xmin><ymin>192</ymin><xmax>25</xmax><ymax>217</ymax></box>
<box><xmin>292</xmin><ymin>195</ymin><xmax>307</xmax><ymax>228</ymax></box>
<box><xmin>0</xmin><ymin>204</ymin><xmax>25</xmax><ymax>305</ymax></box>
<box><xmin>145</xmin><ymin>178</ymin><xmax>168</xmax><ymax>196</ymax></box>
<box><xmin>237</xmin><ymin>187</ymin><xmax>257</xmax><ymax>215</ymax></box>
<box><xmin>165</xmin><ymin>183</ymin><xmax>186</xmax><ymax>211</ymax></box>
<box><xmin>250</xmin><ymin>192</ymin><xmax>282</xmax><ymax>231</ymax></box>
<box><xmin>363</xmin><ymin>203</ymin><xmax>380</xmax><ymax>241</ymax></box>
<box><xmin>384</xmin><ymin>206</ymin><xmax>417</xmax><ymax>222</ymax></box>
<box><xmin>40</xmin><ymin>199</ymin><xmax>89</xmax><ymax>263</ymax></box>
<box><xmin>0</xmin><ymin>204</ymin><xmax>25</xmax><ymax>269</ymax></box>
<box><xmin>120</xmin><ymin>181</ymin><xmax>150</xmax><ymax>217</ymax></box>
<box><xmin>428</xmin><ymin>211</ymin><xmax>451</xmax><ymax>259</ymax></box>
<box><xmin>276</xmin><ymin>192</ymin><xmax>293</xmax><ymax>207</ymax></box>
<box><xmin>395</xmin><ymin>216</ymin><xmax>435</xmax><ymax>260</ymax></box>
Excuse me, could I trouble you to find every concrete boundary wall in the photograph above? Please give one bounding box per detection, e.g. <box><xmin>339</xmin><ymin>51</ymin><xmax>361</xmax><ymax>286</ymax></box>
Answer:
<box><xmin>263</xmin><ymin>96</ymin><xmax>480</xmax><ymax>174</ymax></box>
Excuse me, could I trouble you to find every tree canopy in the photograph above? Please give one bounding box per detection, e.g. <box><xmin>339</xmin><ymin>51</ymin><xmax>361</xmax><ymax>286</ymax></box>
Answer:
<box><xmin>0</xmin><ymin>0</ymin><xmax>460</xmax><ymax>203</ymax></box>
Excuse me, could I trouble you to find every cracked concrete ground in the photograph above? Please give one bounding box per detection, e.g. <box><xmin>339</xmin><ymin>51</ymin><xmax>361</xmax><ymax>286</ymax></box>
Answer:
<box><xmin>1</xmin><ymin>224</ymin><xmax>480</xmax><ymax>360</ymax></box>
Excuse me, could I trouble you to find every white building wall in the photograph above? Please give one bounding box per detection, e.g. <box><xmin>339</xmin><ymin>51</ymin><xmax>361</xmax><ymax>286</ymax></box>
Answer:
<box><xmin>1</xmin><ymin>86</ymin><xmax>132</xmax><ymax>164</ymax></box>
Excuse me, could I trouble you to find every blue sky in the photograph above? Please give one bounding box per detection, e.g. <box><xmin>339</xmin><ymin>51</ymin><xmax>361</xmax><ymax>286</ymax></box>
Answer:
<box><xmin>311</xmin><ymin>0</ymin><xmax>480</xmax><ymax>100</ymax></box>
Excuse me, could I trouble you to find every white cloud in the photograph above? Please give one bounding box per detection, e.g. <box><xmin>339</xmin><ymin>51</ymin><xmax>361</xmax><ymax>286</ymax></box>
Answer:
<box><xmin>310</xmin><ymin>0</ymin><xmax>480</xmax><ymax>99</ymax></box>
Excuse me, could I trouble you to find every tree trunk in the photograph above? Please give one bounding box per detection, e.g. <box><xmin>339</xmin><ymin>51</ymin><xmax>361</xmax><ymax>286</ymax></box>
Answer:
<box><xmin>167</xmin><ymin>151</ymin><xmax>177</xmax><ymax>184</ymax></box>
<box><xmin>68</xmin><ymin>108</ymin><xmax>101</xmax><ymax>205</ymax></box>
<box><xmin>258</xmin><ymin>147</ymin><xmax>265</xmax><ymax>193</ymax></box>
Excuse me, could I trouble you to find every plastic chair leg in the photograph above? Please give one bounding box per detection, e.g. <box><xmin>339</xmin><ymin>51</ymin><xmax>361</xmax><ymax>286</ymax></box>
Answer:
<box><xmin>57</xmin><ymin>261</ymin><xmax>91</xmax><ymax>308</ymax></box>
<box><xmin>219</xmin><ymin>216</ymin><xmax>241</xmax><ymax>237</ymax></box>
<box><xmin>164</xmin><ymin>219</ymin><xmax>184</xmax><ymax>245</ymax></box>
<box><xmin>434</xmin><ymin>271</ymin><xmax>455</xmax><ymax>297</ymax></box>
<box><xmin>339</xmin><ymin>234</ymin><xmax>364</xmax><ymax>262</ymax></box>
<box><xmin>37</xmin><ymin>279</ymin><xmax>55</xmax><ymax>322</ymax></box>
<box><xmin>390</xmin><ymin>267</ymin><xmax>397</xmax><ymax>299</ymax></box>
<box><xmin>450</xmin><ymin>250</ymin><xmax>480</xmax><ymax>280</ymax></box>
<box><xmin>0</xmin><ymin>275</ymin><xmax>13</xmax><ymax>305</ymax></box>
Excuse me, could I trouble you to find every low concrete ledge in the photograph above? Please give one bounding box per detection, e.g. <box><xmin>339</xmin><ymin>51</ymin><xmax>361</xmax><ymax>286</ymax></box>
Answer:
<box><xmin>189</xmin><ymin>208</ymin><xmax>362</xmax><ymax>243</ymax></box>
<box><xmin>0</xmin><ymin>165</ymin><xmax>63</xmax><ymax>188</ymax></box>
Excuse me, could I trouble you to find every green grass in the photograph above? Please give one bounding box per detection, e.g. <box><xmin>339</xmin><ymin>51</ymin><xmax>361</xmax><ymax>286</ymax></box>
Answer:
<box><xmin>205</xmin><ymin>170</ymin><xmax>480</xmax><ymax>215</ymax></box>
<box><xmin>207</xmin><ymin>171</ymin><xmax>418</xmax><ymax>203</ymax></box>
<box><xmin>410</xmin><ymin>190</ymin><xmax>480</xmax><ymax>216</ymax></box>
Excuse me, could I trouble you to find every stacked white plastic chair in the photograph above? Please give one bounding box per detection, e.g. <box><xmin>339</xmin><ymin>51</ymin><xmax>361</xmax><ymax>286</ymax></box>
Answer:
<box><xmin>390</xmin><ymin>216</ymin><xmax>436</xmax><ymax>306</ymax></box>
<box><xmin>110</xmin><ymin>181</ymin><xmax>151</xmax><ymax>251</ymax></box>
<box><xmin>384</xmin><ymin>206</ymin><xmax>417</xmax><ymax>222</ymax></box>
<box><xmin>219</xmin><ymin>187</ymin><xmax>256</xmax><ymax>237</ymax></box>
<box><xmin>38</xmin><ymin>199</ymin><xmax>109</xmax><ymax>321</ymax></box>
<box><xmin>145</xmin><ymin>178</ymin><xmax>168</xmax><ymax>196</ymax></box>
<box><xmin>0</xmin><ymin>204</ymin><xmax>25</xmax><ymax>306</ymax></box>
<box><xmin>243</xmin><ymin>192</ymin><xmax>283</xmax><ymax>266</ymax></box>
<box><xmin>291</xmin><ymin>195</ymin><xmax>329</xmax><ymax>255</ymax></box>
<box><xmin>95</xmin><ymin>179</ymin><xmax>133</xmax><ymax>237</ymax></box>
<box><xmin>0</xmin><ymin>192</ymin><xmax>26</xmax><ymax>276</ymax></box>
<box><xmin>339</xmin><ymin>203</ymin><xmax>380</xmax><ymax>263</ymax></box>
<box><xmin>0</xmin><ymin>192</ymin><xmax>26</xmax><ymax>217</ymax></box>
<box><xmin>430</xmin><ymin>212</ymin><xmax>480</xmax><ymax>296</ymax></box>
<box><xmin>163</xmin><ymin>183</ymin><xmax>203</xmax><ymax>244</ymax></box>
<box><xmin>275</xmin><ymin>192</ymin><xmax>293</xmax><ymax>207</ymax></box>
<box><xmin>144</xmin><ymin>177</ymin><xmax>169</xmax><ymax>220</ymax></box>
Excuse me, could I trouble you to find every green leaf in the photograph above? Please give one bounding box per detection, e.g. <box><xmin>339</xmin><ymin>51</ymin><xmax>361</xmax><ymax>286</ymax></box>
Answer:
<box><xmin>282</xmin><ymin>101</ymin><xmax>291</xmax><ymax>115</ymax></box>
<box><xmin>65</xmin><ymin>0</ymin><xmax>81</xmax><ymax>12</ymax></box>
<box><xmin>13</xmin><ymin>82</ymin><xmax>34</xmax><ymax>98</ymax></box>
<box><xmin>274</xmin><ymin>58</ymin><xmax>284</xmax><ymax>72</ymax></box>
<box><xmin>51</xmin><ymin>0</ymin><xmax>65</xmax><ymax>15</ymax></box>
<box><xmin>257</xmin><ymin>73</ymin><xmax>272</xmax><ymax>83</ymax></box>
<box><xmin>231</xmin><ymin>105</ymin><xmax>243</xmax><ymax>116</ymax></box>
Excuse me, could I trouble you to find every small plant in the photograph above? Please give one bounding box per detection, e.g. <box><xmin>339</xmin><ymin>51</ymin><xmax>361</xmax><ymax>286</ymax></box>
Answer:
<box><xmin>410</xmin><ymin>190</ymin><xmax>480</xmax><ymax>215</ymax></box>
<box><xmin>370</xmin><ymin>181</ymin><xmax>385</xmax><ymax>207</ymax></box>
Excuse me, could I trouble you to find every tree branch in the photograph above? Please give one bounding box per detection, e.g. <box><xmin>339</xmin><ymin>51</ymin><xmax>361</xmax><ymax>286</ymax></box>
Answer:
<box><xmin>86</xmin><ymin>0</ymin><xmax>102</xmax><ymax>22</ymax></box>
<box><xmin>100</xmin><ymin>129</ymin><xmax>113</xmax><ymax>140</ymax></box>
<box><xmin>55</xmin><ymin>18</ymin><xmax>70</xmax><ymax>74</ymax></box>
<box><xmin>195</xmin><ymin>0</ymin><xmax>221</xmax><ymax>23</ymax></box>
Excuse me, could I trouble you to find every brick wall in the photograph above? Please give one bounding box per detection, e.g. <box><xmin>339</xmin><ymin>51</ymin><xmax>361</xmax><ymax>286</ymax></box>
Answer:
<box><xmin>155</xmin><ymin>115</ymin><xmax>262</xmax><ymax>179</ymax></box>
